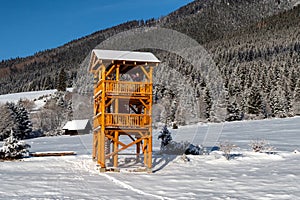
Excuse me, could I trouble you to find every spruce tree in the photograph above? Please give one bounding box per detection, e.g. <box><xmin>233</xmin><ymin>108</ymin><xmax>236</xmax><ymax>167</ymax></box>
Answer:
<box><xmin>248</xmin><ymin>86</ymin><xmax>262</xmax><ymax>115</ymax></box>
<box><xmin>6</xmin><ymin>102</ymin><xmax>32</xmax><ymax>139</ymax></box>
<box><xmin>57</xmin><ymin>68</ymin><xmax>67</xmax><ymax>91</ymax></box>
<box><xmin>226</xmin><ymin>99</ymin><xmax>241</xmax><ymax>121</ymax></box>
<box><xmin>0</xmin><ymin>129</ymin><xmax>31</xmax><ymax>159</ymax></box>
<box><xmin>269</xmin><ymin>88</ymin><xmax>286</xmax><ymax>117</ymax></box>
<box><xmin>203</xmin><ymin>87</ymin><xmax>212</xmax><ymax>119</ymax></box>
<box><xmin>0</xmin><ymin>105</ymin><xmax>14</xmax><ymax>141</ymax></box>
<box><xmin>293</xmin><ymin>80</ymin><xmax>300</xmax><ymax>114</ymax></box>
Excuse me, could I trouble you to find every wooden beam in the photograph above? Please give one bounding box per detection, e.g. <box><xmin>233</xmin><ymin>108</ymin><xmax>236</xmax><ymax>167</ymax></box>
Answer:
<box><xmin>106</xmin><ymin>135</ymin><xmax>126</xmax><ymax>147</ymax></box>
<box><xmin>122</xmin><ymin>132</ymin><xmax>136</xmax><ymax>141</ymax></box>
<box><xmin>139</xmin><ymin>99</ymin><xmax>149</xmax><ymax>109</ymax></box>
<box><xmin>105</xmin><ymin>98</ymin><xmax>114</xmax><ymax>107</ymax></box>
<box><xmin>129</xmin><ymin>104</ymin><xmax>139</xmax><ymax>114</ymax></box>
<box><xmin>140</xmin><ymin>66</ymin><xmax>150</xmax><ymax>80</ymax></box>
<box><xmin>91</xmin><ymin>59</ymin><xmax>102</xmax><ymax>73</ymax></box>
<box><xmin>105</xmin><ymin>138</ymin><xmax>144</xmax><ymax>159</ymax></box>
<box><xmin>105</xmin><ymin>65</ymin><xmax>116</xmax><ymax>78</ymax></box>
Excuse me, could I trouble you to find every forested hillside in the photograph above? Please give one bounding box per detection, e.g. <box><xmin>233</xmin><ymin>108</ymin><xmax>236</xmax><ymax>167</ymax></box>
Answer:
<box><xmin>0</xmin><ymin>0</ymin><xmax>295</xmax><ymax>94</ymax></box>
<box><xmin>152</xmin><ymin>3</ymin><xmax>300</xmax><ymax>124</ymax></box>
<box><xmin>0</xmin><ymin>0</ymin><xmax>299</xmax><ymax>125</ymax></box>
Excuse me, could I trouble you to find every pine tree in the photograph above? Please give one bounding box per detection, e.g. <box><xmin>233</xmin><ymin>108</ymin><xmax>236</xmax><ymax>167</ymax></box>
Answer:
<box><xmin>0</xmin><ymin>105</ymin><xmax>14</xmax><ymax>141</ymax></box>
<box><xmin>293</xmin><ymin>80</ymin><xmax>300</xmax><ymax>114</ymax></box>
<box><xmin>158</xmin><ymin>125</ymin><xmax>172</xmax><ymax>150</ymax></box>
<box><xmin>6</xmin><ymin>102</ymin><xmax>32</xmax><ymax>139</ymax></box>
<box><xmin>269</xmin><ymin>88</ymin><xmax>286</xmax><ymax>118</ymax></box>
<box><xmin>226</xmin><ymin>98</ymin><xmax>241</xmax><ymax>121</ymax></box>
<box><xmin>203</xmin><ymin>87</ymin><xmax>212</xmax><ymax>119</ymax></box>
<box><xmin>0</xmin><ymin>129</ymin><xmax>31</xmax><ymax>159</ymax></box>
<box><xmin>248</xmin><ymin>86</ymin><xmax>262</xmax><ymax>115</ymax></box>
<box><xmin>57</xmin><ymin>68</ymin><xmax>67</xmax><ymax>91</ymax></box>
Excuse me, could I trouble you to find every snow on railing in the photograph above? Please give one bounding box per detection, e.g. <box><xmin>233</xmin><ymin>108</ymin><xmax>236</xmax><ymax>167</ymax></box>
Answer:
<box><xmin>105</xmin><ymin>80</ymin><xmax>151</xmax><ymax>95</ymax></box>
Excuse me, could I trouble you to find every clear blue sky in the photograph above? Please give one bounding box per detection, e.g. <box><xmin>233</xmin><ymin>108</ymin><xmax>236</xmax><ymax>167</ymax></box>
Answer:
<box><xmin>0</xmin><ymin>0</ymin><xmax>193</xmax><ymax>61</ymax></box>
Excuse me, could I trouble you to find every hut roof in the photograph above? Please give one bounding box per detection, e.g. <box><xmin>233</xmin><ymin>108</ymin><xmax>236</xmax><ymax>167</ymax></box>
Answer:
<box><xmin>62</xmin><ymin>119</ymin><xmax>90</xmax><ymax>131</ymax></box>
<box><xmin>92</xmin><ymin>49</ymin><xmax>160</xmax><ymax>63</ymax></box>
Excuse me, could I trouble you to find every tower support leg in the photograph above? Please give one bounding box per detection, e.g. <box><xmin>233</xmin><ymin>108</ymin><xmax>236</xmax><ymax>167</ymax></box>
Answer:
<box><xmin>113</xmin><ymin>131</ymin><xmax>119</xmax><ymax>168</ymax></box>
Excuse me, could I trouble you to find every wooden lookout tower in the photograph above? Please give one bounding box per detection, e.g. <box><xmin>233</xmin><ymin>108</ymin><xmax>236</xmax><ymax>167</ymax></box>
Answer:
<box><xmin>89</xmin><ymin>49</ymin><xmax>160</xmax><ymax>172</ymax></box>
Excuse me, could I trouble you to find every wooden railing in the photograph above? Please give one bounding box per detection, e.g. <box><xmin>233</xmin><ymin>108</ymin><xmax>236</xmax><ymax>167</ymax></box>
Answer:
<box><xmin>105</xmin><ymin>81</ymin><xmax>151</xmax><ymax>95</ymax></box>
<box><xmin>94</xmin><ymin>80</ymin><xmax>152</xmax><ymax>97</ymax></box>
<box><xmin>94</xmin><ymin>83</ymin><xmax>102</xmax><ymax>98</ymax></box>
<box><xmin>94</xmin><ymin>113</ymin><xmax>151</xmax><ymax>128</ymax></box>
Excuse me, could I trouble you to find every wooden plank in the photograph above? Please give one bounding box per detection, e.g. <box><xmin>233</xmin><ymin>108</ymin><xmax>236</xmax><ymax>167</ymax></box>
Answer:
<box><xmin>30</xmin><ymin>151</ymin><xmax>76</xmax><ymax>157</ymax></box>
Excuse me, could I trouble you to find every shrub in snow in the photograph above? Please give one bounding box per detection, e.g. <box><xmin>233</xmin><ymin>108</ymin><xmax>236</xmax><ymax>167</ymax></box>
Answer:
<box><xmin>158</xmin><ymin>125</ymin><xmax>189</xmax><ymax>154</ymax></box>
<box><xmin>172</xmin><ymin>122</ymin><xmax>178</xmax><ymax>129</ymax></box>
<box><xmin>185</xmin><ymin>145</ymin><xmax>220</xmax><ymax>155</ymax></box>
<box><xmin>0</xmin><ymin>130</ymin><xmax>31</xmax><ymax>160</ymax></box>
<box><xmin>158</xmin><ymin>126</ymin><xmax>219</xmax><ymax>155</ymax></box>
<box><xmin>158</xmin><ymin>125</ymin><xmax>172</xmax><ymax>149</ymax></box>
<box><xmin>185</xmin><ymin>144</ymin><xmax>203</xmax><ymax>155</ymax></box>
<box><xmin>176</xmin><ymin>154</ymin><xmax>190</xmax><ymax>162</ymax></box>
<box><xmin>219</xmin><ymin>141</ymin><xmax>237</xmax><ymax>160</ymax></box>
<box><xmin>162</xmin><ymin>141</ymin><xmax>190</xmax><ymax>155</ymax></box>
<box><xmin>249</xmin><ymin>139</ymin><xmax>276</xmax><ymax>153</ymax></box>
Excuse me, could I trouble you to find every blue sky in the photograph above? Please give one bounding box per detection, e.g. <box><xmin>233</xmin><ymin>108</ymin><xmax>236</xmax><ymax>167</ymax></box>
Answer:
<box><xmin>0</xmin><ymin>0</ymin><xmax>193</xmax><ymax>61</ymax></box>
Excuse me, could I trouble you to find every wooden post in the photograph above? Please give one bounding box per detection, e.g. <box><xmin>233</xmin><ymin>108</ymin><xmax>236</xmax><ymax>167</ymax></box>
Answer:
<box><xmin>136</xmin><ymin>140</ymin><xmax>141</xmax><ymax>162</ymax></box>
<box><xmin>148</xmin><ymin>66</ymin><xmax>153</xmax><ymax>171</ymax></box>
<box><xmin>113</xmin><ymin>131</ymin><xmax>119</xmax><ymax>168</ymax></box>
<box><xmin>99</xmin><ymin>65</ymin><xmax>106</xmax><ymax>169</ymax></box>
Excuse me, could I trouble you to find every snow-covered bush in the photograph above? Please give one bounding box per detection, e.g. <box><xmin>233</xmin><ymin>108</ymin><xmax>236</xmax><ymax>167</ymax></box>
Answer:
<box><xmin>185</xmin><ymin>144</ymin><xmax>203</xmax><ymax>155</ymax></box>
<box><xmin>162</xmin><ymin>141</ymin><xmax>190</xmax><ymax>155</ymax></box>
<box><xmin>158</xmin><ymin>125</ymin><xmax>172</xmax><ymax>149</ymax></box>
<box><xmin>249</xmin><ymin>139</ymin><xmax>275</xmax><ymax>153</ymax></box>
<box><xmin>185</xmin><ymin>144</ymin><xmax>220</xmax><ymax>155</ymax></box>
<box><xmin>158</xmin><ymin>125</ymin><xmax>189</xmax><ymax>154</ymax></box>
<box><xmin>219</xmin><ymin>141</ymin><xmax>237</xmax><ymax>160</ymax></box>
<box><xmin>0</xmin><ymin>130</ymin><xmax>31</xmax><ymax>160</ymax></box>
<box><xmin>158</xmin><ymin>126</ymin><xmax>219</xmax><ymax>155</ymax></box>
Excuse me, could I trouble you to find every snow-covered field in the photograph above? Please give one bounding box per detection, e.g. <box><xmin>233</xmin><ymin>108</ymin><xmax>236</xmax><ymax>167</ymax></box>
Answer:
<box><xmin>0</xmin><ymin>89</ymin><xmax>74</xmax><ymax>104</ymax></box>
<box><xmin>0</xmin><ymin>89</ymin><xmax>73</xmax><ymax>110</ymax></box>
<box><xmin>0</xmin><ymin>90</ymin><xmax>56</xmax><ymax>104</ymax></box>
<box><xmin>1</xmin><ymin>117</ymin><xmax>300</xmax><ymax>199</ymax></box>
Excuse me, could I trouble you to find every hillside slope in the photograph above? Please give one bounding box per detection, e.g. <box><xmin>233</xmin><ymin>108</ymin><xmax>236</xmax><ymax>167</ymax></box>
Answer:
<box><xmin>0</xmin><ymin>0</ymin><xmax>296</xmax><ymax>95</ymax></box>
<box><xmin>0</xmin><ymin>0</ymin><xmax>299</xmax><ymax>124</ymax></box>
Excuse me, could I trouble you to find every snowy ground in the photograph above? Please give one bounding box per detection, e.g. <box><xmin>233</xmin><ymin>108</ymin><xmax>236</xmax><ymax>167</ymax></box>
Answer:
<box><xmin>1</xmin><ymin>117</ymin><xmax>300</xmax><ymax>199</ymax></box>
<box><xmin>0</xmin><ymin>88</ymin><xmax>73</xmax><ymax>110</ymax></box>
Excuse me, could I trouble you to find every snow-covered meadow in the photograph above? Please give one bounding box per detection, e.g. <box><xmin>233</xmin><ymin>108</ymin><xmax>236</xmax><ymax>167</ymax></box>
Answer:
<box><xmin>1</xmin><ymin>117</ymin><xmax>300</xmax><ymax>199</ymax></box>
<box><xmin>0</xmin><ymin>88</ymin><xmax>73</xmax><ymax>110</ymax></box>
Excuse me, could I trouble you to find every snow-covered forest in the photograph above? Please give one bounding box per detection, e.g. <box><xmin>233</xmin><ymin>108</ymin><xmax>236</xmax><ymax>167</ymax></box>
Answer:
<box><xmin>74</xmin><ymin>3</ymin><xmax>300</xmax><ymax>126</ymax></box>
<box><xmin>0</xmin><ymin>89</ymin><xmax>73</xmax><ymax>141</ymax></box>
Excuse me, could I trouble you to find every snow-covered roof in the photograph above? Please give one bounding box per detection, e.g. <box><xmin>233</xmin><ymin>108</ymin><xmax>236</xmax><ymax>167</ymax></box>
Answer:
<box><xmin>62</xmin><ymin>119</ymin><xmax>90</xmax><ymax>131</ymax></box>
<box><xmin>92</xmin><ymin>49</ymin><xmax>160</xmax><ymax>63</ymax></box>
